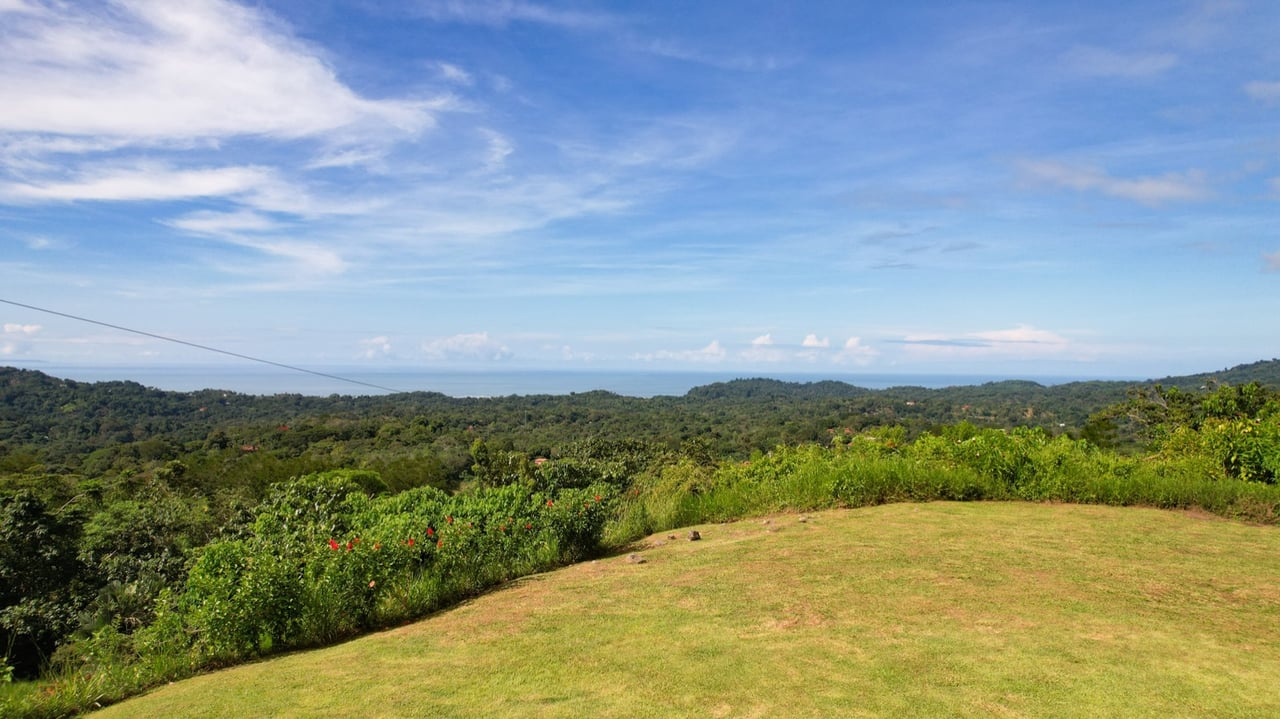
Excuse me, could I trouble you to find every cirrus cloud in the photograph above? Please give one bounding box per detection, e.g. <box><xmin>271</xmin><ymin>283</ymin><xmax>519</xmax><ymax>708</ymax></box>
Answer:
<box><xmin>896</xmin><ymin>325</ymin><xmax>1072</xmax><ymax>359</ymax></box>
<box><xmin>1017</xmin><ymin>159</ymin><xmax>1211</xmax><ymax>205</ymax></box>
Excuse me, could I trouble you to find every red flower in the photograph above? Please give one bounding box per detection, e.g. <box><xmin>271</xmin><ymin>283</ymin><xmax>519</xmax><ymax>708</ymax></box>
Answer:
<box><xmin>427</xmin><ymin>527</ymin><xmax>435</xmax><ymax>537</ymax></box>
<box><xmin>328</xmin><ymin>538</ymin><xmax>340</xmax><ymax>550</ymax></box>
<box><xmin>446</xmin><ymin>515</ymin><xmax>454</xmax><ymax>524</ymax></box>
<box><xmin>437</xmin><ymin>539</ymin><xmax>443</xmax><ymax>549</ymax></box>
<box><xmin>594</xmin><ymin>495</ymin><xmax>601</xmax><ymax>502</ymax></box>
<box><xmin>346</xmin><ymin>541</ymin><xmax>353</xmax><ymax>551</ymax></box>
<box><xmin>373</xmin><ymin>542</ymin><xmax>381</xmax><ymax>551</ymax></box>
<box><xmin>407</xmin><ymin>538</ymin><xmax>415</xmax><ymax>546</ymax></box>
<box><xmin>546</xmin><ymin>500</ymin><xmax>554</xmax><ymax>507</ymax></box>
<box><xmin>525</xmin><ymin>522</ymin><xmax>532</xmax><ymax>530</ymax></box>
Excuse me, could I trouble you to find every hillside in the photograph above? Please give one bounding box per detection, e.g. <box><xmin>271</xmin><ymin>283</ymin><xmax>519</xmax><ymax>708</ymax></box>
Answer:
<box><xmin>5</xmin><ymin>359</ymin><xmax>1280</xmax><ymax>471</ymax></box>
<box><xmin>91</xmin><ymin>503</ymin><xmax>1280</xmax><ymax>719</ymax></box>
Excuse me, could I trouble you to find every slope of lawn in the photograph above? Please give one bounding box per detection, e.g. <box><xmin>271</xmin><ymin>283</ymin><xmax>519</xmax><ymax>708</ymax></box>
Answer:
<box><xmin>94</xmin><ymin>502</ymin><xmax>1280</xmax><ymax>719</ymax></box>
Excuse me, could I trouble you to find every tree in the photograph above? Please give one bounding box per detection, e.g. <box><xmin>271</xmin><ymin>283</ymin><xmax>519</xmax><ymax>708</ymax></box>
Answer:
<box><xmin>0</xmin><ymin>491</ymin><xmax>88</xmax><ymax>678</ymax></box>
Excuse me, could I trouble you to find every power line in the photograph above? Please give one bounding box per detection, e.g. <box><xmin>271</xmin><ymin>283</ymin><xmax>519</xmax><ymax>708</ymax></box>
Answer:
<box><xmin>0</xmin><ymin>297</ymin><xmax>403</xmax><ymax>394</ymax></box>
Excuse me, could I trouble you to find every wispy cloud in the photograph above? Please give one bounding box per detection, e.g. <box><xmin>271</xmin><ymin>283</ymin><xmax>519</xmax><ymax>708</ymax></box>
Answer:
<box><xmin>1062</xmin><ymin>46</ymin><xmax>1178</xmax><ymax>78</ymax></box>
<box><xmin>166</xmin><ymin>209</ymin><xmax>281</xmax><ymax>235</ymax></box>
<box><xmin>411</xmin><ymin>0</ymin><xmax>617</xmax><ymax>30</ymax></box>
<box><xmin>434</xmin><ymin>61</ymin><xmax>473</xmax><ymax>85</ymax></box>
<box><xmin>637</xmin><ymin>340</ymin><xmax>726</xmax><ymax>364</ymax></box>
<box><xmin>21</xmin><ymin>235</ymin><xmax>61</xmax><ymax>250</ymax></box>
<box><xmin>478</xmin><ymin>129</ymin><xmax>514</xmax><ymax>173</ymax></box>
<box><xmin>1</xmin><ymin>163</ymin><xmax>275</xmax><ymax>203</ymax></box>
<box><xmin>1244</xmin><ymin>81</ymin><xmax>1280</xmax><ymax>103</ymax></box>
<box><xmin>1017</xmin><ymin>159</ymin><xmax>1211</xmax><ymax>205</ymax></box>
<box><xmin>896</xmin><ymin>325</ymin><xmax>1073</xmax><ymax>359</ymax></box>
<box><xmin>644</xmin><ymin>38</ymin><xmax>786</xmax><ymax>72</ymax></box>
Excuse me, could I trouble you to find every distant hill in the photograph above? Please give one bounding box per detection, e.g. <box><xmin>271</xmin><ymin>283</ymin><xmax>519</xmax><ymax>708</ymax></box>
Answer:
<box><xmin>1152</xmin><ymin>358</ymin><xmax>1280</xmax><ymax>390</ymax></box>
<box><xmin>3</xmin><ymin>360</ymin><xmax>1279</xmax><ymax>468</ymax></box>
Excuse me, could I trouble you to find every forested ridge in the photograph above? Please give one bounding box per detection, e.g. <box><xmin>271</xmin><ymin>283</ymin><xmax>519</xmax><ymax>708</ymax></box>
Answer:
<box><xmin>6</xmin><ymin>361</ymin><xmax>1279</xmax><ymax>471</ymax></box>
<box><xmin>3</xmin><ymin>360</ymin><xmax>1280</xmax><ymax>716</ymax></box>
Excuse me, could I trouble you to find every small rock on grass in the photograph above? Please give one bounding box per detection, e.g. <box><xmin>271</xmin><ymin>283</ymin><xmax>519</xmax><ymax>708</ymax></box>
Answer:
<box><xmin>626</xmin><ymin>553</ymin><xmax>647</xmax><ymax>564</ymax></box>
<box><xmin>688</xmin><ymin>530</ymin><xmax>702</xmax><ymax>541</ymax></box>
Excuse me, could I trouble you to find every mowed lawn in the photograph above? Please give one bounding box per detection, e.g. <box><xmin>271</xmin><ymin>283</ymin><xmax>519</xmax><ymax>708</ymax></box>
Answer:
<box><xmin>96</xmin><ymin>502</ymin><xmax>1280</xmax><ymax>718</ymax></box>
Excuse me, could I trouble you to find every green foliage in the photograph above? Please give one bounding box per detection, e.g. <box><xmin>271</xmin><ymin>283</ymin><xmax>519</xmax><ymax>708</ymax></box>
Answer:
<box><xmin>249</xmin><ymin>470</ymin><xmax>379</xmax><ymax>545</ymax></box>
<box><xmin>9</xmin><ymin>364</ymin><xmax>1280</xmax><ymax>717</ymax></box>
<box><xmin>0</xmin><ymin>492</ymin><xmax>88</xmax><ymax>679</ymax></box>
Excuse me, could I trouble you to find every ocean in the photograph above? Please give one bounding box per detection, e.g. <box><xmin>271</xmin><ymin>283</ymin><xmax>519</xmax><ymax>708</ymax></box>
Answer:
<box><xmin>14</xmin><ymin>364</ymin><xmax>1121</xmax><ymax>398</ymax></box>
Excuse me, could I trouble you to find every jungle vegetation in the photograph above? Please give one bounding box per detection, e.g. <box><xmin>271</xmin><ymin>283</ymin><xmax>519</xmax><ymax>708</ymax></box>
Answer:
<box><xmin>2</xmin><ymin>360</ymin><xmax>1278</xmax><ymax>717</ymax></box>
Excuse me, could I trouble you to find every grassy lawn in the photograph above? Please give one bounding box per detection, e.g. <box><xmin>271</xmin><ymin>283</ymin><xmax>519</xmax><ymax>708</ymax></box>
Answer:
<box><xmin>94</xmin><ymin>502</ymin><xmax>1280</xmax><ymax>718</ymax></box>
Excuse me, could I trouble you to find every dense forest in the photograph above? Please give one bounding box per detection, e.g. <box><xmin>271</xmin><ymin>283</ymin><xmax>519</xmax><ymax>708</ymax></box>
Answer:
<box><xmin>2</xmin><ymin>360</ymin><xmax>1279</xmax><ymax>716</ymax></box>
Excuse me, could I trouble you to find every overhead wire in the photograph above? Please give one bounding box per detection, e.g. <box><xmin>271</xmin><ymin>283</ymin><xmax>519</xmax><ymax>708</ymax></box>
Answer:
<box><xmin>0</xmin><ymin>297</ymin><xmax>403</xmax><ymax>394</ymax></box>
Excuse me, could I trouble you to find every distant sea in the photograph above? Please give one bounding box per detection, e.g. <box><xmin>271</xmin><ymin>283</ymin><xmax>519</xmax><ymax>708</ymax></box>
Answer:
<box><xmin>14</xmin><ymin>364</ymin><xmax>1125</xmax><ymax>399</ymax></box>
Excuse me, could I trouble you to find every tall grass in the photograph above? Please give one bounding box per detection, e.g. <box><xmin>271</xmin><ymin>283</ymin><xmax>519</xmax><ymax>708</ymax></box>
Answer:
<box><xmin>605</xmin><ymin>429</ymin><xmax>1280</xmax><ymax>550</ymax></box>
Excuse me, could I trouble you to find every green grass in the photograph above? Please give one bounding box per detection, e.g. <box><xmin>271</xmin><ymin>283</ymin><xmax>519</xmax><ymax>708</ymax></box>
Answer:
<box><xmin>87</xmin><ymin>502</ymin><xmax>1280</xmax><ymax>718</ymax></box>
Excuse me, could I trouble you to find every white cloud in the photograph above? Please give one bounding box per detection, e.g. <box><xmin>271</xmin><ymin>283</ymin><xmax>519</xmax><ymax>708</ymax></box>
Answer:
<box><xmin>559</xmin><ymin>345</ymin><xmax>595</xmax><ymax>362</ymax></box>
<box><xmin>236</xmin><ymin>239</ymin><xmax>347</xmax><ymax>276</ymax></box>
<box><xmin>0</xmin><ymin>0</ymin><xmax>40</xmax><ymax>14</ymax></box>
<box><xmin>740</xmin><ymin>333</ymin><xmax>786</xmax><ymax>362</ymax></box>
<box><xmin>644</xmin><ymin>38</ymin><xmax>786</xmax><ymax>72</ymax></box>
<box><xmin>801</xmin><ymin>334</ymin><xmax>830</xmax><ymax>348</ymax></box>
<box><xmin>1017</xmin><ymin>159</ymin><xmax>1210</xmax><ymax>205</ymax></box>
<box><xmin>167</xmin><ymin>209</ymin><xmax>280</xmax><ymax>235</ymax></box>
<box><xmin>435</xmin><ymin>62</ymin><xmax>473</xmax><ymax>84</ymax></box>
<box><xmin>479</xmin><ymin>128</ymin><xmax>514</xmax><ymax>172</ymax></box>
<box><xmin>2</xmin><ymin>163</ymin><xmax>274</xmax><ymax>203</ymax></box>
<box><xmin>413</xmin><ymin>1</ymin><xmax>616</xmax><ymax>30</ymax></box>
<box><xmin>637</xmin><ymin>340</ymin><xmax>726</xmax><ymax>363</ymax></box>
<box><xmin>421</xmin><ymin>332</ymin><xmax>513</xmax><ymax>362</ymax></box>
<box><xmin>0</xmin><ymin>0</ymin><xmax>433</xmax><ymax>143</ymax></box>
<box><xmin>834</xmin><ymin>337</ymin><xmax>877</xmax><ymax>366</ymax></box>
<box><xmin>1244</xmin><ymin>81</ymin><xmax>1280</xmax><ymax>103</ymax></box>
<box><xmin>358</xmin><ymin>335</ymin><xmax>392</xmax><ymax>359</ymax></box>
<box><xmin>795</xmin><ymin>334</ymin><xmax>833</xmax><ymax>362</ymax></box>
<box><xmin>1063</xmin><ymin>46</ymin><xmax>1178</xmax><ymax>78</ymax></box>
<box><xmin>22</xmin><ymin>235</ymin><xmax>58</xmax><ymax>250</ymax></box>
<box><xmin>899</xmin><ymin>325</ymin><xmax>1072</xmax><ymax>359</ymax></box>
<box><xmin>304</xmin><ymin>147</ymin><xmax>393</xmax><ymax>171</ymax></box>
<box><xmin>0</xmin><ymin>322</ymin><xmax>40</xmax><ymax>357</ymax></box>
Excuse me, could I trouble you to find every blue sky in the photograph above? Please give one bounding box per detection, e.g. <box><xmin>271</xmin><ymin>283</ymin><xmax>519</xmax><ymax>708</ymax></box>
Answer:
<box><xmin>1</xmin><ymin>0</ymin><xmax>1277</xmax><ymax>379</ymax></box>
